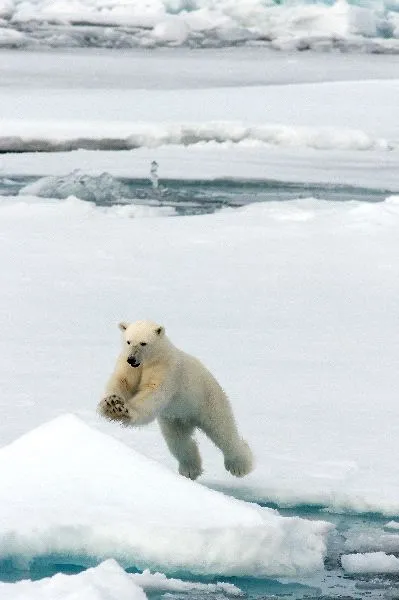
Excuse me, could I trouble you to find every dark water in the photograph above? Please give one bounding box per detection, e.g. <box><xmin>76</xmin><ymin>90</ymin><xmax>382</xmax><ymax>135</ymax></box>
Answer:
<box><xmin>0</xmin><ymin>175</ymin><xmax>394</xmax><ymax>216</ymax></box>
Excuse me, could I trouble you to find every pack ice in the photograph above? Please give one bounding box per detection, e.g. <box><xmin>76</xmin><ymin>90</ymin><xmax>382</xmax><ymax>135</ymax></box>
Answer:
<box><xmin>0</xmin><ymin>414</ymin><xmax>330</xmax><ymax>577</ymax></box>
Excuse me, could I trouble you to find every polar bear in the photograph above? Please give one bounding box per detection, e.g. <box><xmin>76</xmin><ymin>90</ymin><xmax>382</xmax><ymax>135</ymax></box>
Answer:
<box><xmin>98</xmin><ymin>320</ymin><xmax>253</xmax><ymax>480</ymax></box>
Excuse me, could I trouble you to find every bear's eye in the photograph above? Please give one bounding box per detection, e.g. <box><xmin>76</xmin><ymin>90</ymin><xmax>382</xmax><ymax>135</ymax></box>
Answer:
<box><xmin>126</xmin><ymin>341</ymin><xmax>131</xmax><ymax>345</ymax></box>
<box><xmin>140</xmin><ymin>342</ymin><xmax>147</xmax><ymax>346</ymax></box>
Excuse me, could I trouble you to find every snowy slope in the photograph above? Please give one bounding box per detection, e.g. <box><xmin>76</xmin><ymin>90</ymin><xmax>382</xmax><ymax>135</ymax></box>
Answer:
<box><xmin>0</xmin><ymin>414</ymin><xmax>330</xmax><ymax>577</ymax></box>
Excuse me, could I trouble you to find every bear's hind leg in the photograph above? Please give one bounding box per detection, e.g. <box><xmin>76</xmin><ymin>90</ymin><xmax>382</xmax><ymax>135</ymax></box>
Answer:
<box><xmin>200</xmin><ymin>412</ymin><xmax>254</xmax><ymax>478</ymax></box>
<box><xmin>158</xmin><ymin>417</ymin><xmax>203</xmax><ymax>480</ymax></box>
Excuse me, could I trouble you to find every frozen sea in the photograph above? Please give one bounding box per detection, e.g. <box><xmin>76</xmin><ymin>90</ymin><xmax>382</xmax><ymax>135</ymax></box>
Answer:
<box><xmin>1</xmin><ymin>36</ymin><xmax>399</xmax><ymax>600</ymax></box>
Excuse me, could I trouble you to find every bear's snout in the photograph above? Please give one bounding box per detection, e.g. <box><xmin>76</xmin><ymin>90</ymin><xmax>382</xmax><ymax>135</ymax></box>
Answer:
<box><xmin>127</xmin><ymin>356</ymin><xmax>141</xmax><ymax>368</ymax></box>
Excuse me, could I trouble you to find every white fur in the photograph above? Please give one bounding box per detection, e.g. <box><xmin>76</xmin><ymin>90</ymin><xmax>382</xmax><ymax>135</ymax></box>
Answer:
<box><xmin>98</xmin><ymin>320</ymin><xmax>254</xmax><ymax>480</ymax></box>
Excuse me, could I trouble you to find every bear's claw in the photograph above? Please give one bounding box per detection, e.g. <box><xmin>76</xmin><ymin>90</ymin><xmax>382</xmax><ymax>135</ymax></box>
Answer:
<box><xmin>98</xmin><ymin>394</ymin><xmax>130</xmax><ymax>423</ymax></box>
<box><xmin>179</xmin><ymin>462</ymin><xmax>203</xmax><ymax>481</ymax></box>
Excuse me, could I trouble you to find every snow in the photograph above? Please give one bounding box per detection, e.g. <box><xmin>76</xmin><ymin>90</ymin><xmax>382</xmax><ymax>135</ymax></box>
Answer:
<box><xmin>342</xmin><ymin>552</ymin><xmax>399</xmax><ymax>574</ymax></box>
<box><xmin>0</xmin><ymin>194</ymin><xmax>176</xmax><ymax>218</ymax></box>
<box><xmin>0</xmin><ymin>0</ymin><xmax>398</xmax><ymax>50</ymax></box>
<box><xmin>0</xmin><ymin>560</ymin><xmax>147</xmax><ymax>600</ymax></box>
<box><xmin>2</xmin><ymin>48</ymin><xmax>398</xmax><ymax>90</ymax></box>
<box><xmin>0</xmin><ymin>413</ymin><xmax>330</xmax><ymax>577</ymax></box>
<box><xmin>1</xmin><ymin>81</ymin><xmax>398</xmax><ymax>152</ymax></box>
<box><xmin>1</xmin><ymin>194</ymin><xmax>399</xmax><ymax>521</ymax></box>
<box><xmin>1</xmin><ymin>121</ymin><xmax>395</xmax><ymax>154</ymax></box>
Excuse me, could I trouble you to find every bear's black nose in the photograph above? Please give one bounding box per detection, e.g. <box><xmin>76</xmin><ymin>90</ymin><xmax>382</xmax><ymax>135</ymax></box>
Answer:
<box><xmin>127</xmin><ymin>357</ymin><xmax>140</xmax><ymax>368</ymax></box>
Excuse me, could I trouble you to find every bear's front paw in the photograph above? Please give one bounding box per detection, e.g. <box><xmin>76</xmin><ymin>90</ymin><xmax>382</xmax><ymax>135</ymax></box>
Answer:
<box><xmin>98</xmin><ymin>394</ymin><xmax>130</xmax><ymax>423</ymax></box>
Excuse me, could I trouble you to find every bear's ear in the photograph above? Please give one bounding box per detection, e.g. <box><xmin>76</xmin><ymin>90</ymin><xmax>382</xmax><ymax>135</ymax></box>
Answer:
<box><xmin>155</xmin><ymin>325</ymin><xmax>164</xmax><ymax>337</ymax></box>
<box><xmin>118</xmin><ymin>321</ymin><xmax>129</xmax><ymax>332</ymax></box>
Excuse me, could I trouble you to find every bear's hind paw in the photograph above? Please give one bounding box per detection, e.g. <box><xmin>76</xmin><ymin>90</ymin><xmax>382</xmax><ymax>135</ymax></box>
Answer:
<box><xmin>224</xmin><ymin>442</ymin><xmax>254</xmax><ymax>478</ymax></box>
<box><xmin>179</xmin><ymin>462</ymin><xmax>203</xmax><ymax>481</ymax></box>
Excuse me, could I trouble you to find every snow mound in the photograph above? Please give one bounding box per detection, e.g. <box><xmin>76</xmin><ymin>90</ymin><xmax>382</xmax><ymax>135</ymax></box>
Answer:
<box><xmin>342</xmin><ymin>552</ymin><xmax>399</xmax><ymax>574</ymax></box>
<box><xmin>0</xmin><ymin>415</ymin><xmax>331</xmax><ymax>577</ymax></box>
<box><xmin>3</xmin><ymin>122</ymin><xmax>395</xmax><ymax>153</ymax></box>
<box><xmin>0</xmin><ymin>560</ymin><xmax>147</xmax><ymax>600</ymax></box>
<box><xmin>18</xmin><ymin>170</ymin><xmax>131</xmax><ymax>203</ymax></box>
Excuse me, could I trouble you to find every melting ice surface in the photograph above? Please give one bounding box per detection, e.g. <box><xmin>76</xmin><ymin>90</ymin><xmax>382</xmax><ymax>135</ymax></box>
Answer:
<box><xmin>6</xmin><ymin>170</ymin><xmax>390</xmax><ymax>216</ymax></box>
<box><xmin>0</xmin><ymin>0</ymin><xmax>398</xmax><ymax>51</ymax></box>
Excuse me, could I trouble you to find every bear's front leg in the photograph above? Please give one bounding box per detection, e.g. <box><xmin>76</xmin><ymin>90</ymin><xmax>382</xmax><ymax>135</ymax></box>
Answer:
<box><xmin>124</xmin><ymin>378</ymin><xmax>171</xmax><ymax>426</ymax></box>
<box><xmin>98</xmin><ymin>394</ymin><xmax>138</xmax><ymax>425</ymax></box>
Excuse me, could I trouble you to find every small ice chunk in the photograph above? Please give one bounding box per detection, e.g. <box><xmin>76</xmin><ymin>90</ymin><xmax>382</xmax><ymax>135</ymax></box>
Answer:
<box><xmin>131</xmin><ymin>569</ymin><xmax>243</xmax><ymax>595</ymax></box>
<box><xmin>152</xmin><ymin>17</ymin><xmax>189</xmax><ymax>44</ymax></box>
<box><xmin>19</xmin><ymin>170</ymin><xmax>131</xmax><ymax>203</ymax></box>
<box><xmin>342</xmin><ymin>552</ymin><xmax>399</xmax><ymax>574</ymax></box>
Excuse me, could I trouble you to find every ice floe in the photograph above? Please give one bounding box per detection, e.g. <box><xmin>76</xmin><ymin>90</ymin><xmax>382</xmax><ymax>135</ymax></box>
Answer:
<box><xmin>342</xmin><ymin>552</ymin><xmax>399</xmax><ymax>574</ymax></box>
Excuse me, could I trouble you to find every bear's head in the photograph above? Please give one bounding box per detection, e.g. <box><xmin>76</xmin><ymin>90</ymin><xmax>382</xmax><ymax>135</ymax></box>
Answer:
<box><xmin>118</xmin><ymin>320</ymin><xmax>165</xmax><ymax>368</ymax></box>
